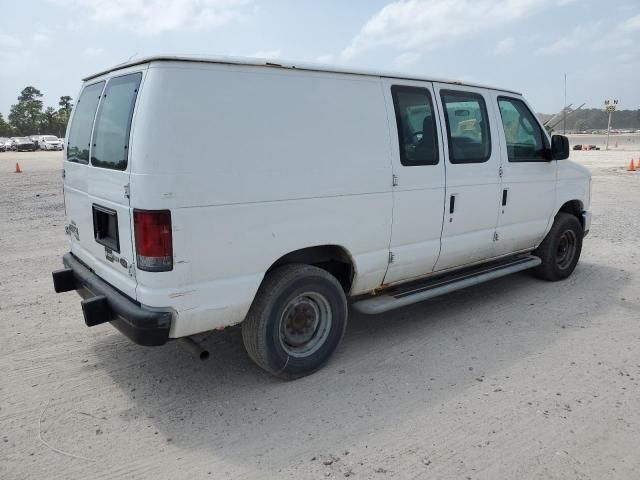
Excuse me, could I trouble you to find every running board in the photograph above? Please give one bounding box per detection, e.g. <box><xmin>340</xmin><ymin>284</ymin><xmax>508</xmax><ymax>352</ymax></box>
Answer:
<box><xmin>352</xmin><ymin>255</ymin><xmax>541</xmax><ymax>315</ymax></box>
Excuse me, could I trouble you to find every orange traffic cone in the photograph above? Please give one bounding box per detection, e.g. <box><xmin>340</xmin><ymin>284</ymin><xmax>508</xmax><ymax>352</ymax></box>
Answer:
<box><xmin>14</xmin><ymin>162</ymin><xmax>22</xmax><ymax>173</ymax></box>
<box><xmin>636</xmin><ymin>158</ymin><xmax>640</xmax><ymax>169</ymax></box>
<box><xmin>628</xmin><ymin>159</ymin><xmax>636</xmax><ymax>172</ymax></box>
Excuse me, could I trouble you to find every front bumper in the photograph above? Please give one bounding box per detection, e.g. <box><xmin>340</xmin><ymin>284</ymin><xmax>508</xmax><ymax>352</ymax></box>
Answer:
<box><xmin>582</xmin><ymin>211</ymin><xmax>592</xmax><ymax>237</ymax></box>
<box><xmin>52</xmin><ymin>253</ymin><xmax>172</xmax><ymax>346</ymax></box>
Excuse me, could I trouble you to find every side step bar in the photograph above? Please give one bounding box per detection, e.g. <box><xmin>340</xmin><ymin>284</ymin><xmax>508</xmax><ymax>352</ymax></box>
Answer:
<box><xmin>352</xmin><ymin>255</ymin><xmax>542</xmax><ymax>315</ymax></box>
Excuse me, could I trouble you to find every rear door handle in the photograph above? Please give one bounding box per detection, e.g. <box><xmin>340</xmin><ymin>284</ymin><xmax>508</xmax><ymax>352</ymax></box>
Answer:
<box><xmin>502</xmin><ymin>189</ymin><xmax>508</xmax><ymax>206</ymax></box>
<box><xmin>449</xmin><ymin>195</ymin><xmax>456</xmax><ymax>214</ymax></box>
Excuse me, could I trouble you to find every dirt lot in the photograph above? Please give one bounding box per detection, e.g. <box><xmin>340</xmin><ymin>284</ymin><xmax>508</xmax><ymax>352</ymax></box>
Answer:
<box><xmin>1</xmin><ymin>149</ymin><xmax>639</xmax><ymax>479</ymax></box>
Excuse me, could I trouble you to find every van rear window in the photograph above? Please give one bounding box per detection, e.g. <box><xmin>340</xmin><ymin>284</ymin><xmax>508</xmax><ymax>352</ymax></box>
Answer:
<box><xmin>91</xmin><ymin>73</ymin><xmax>142</xmax><ymax>170</ymax></box>
<box><xmin>66</xmin><ymin>81</ymin><xmax>104</xmax><ymax>164</ymax></box>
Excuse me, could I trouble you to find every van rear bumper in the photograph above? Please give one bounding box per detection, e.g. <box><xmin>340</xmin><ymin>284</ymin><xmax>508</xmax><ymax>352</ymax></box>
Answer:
<box><xmin>52</xmin><ymin>253</ymin><xmax>172</xmax><ymax>346</ymax></box>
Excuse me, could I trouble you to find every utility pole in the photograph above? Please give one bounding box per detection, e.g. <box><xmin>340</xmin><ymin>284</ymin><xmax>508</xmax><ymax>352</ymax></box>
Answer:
<box><xmin>604</xmin><ymin>99</ymin><xmax>618</xmax><ymax>151</ymax></box>
<box><xmin>563</xmin><ymin>73</ymin><xmax>567</xmax><ymax>135</ymax></box>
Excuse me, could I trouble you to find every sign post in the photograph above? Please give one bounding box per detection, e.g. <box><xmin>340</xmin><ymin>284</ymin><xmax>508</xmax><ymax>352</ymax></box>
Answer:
<box><xmin>604</xmin><ymin>99</ymin><xmax>618</xmax><ymax>151</ymax></box>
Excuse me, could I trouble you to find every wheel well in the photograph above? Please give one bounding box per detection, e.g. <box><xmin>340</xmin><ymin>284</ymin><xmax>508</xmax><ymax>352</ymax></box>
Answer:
<box><xmin>558</xmin><ymin>200</ymin><xmax>584</xmax><ymax>227</ymax></box>
<box><xmin>267</xmin><ymin>245</ymin><xmax>355</xmax><ymax>293</ymax></box>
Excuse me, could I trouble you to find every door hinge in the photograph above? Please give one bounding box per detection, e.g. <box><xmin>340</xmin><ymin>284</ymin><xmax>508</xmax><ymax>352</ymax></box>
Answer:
<box><xmin>392</xmin><ymin>174</ymin><xmax>398</xmax><ymax>187</ymax></box>
<box><xmin>498</xmin><ymin>166</ymin><xmax>503</xmax><ymax>178</ymax></box>
<box><xmin>493</xmin><ymin>231</ymin><xmax>499</xmax><ymax>242</ymax></box>
<box><xmin>124</xmin><ymin>183</ymin><xmax>130</xmax><ymax>199</ymax></box>
<box><xmin>128</xmin><ymin>263</ymin><xmax>136</xmax><ymax>278</ymax></box>
<box><xmin>388</xmin><ymin>251</ymin><xmax>395</xmax><ymax>264</ymax></box>
<box><xmin>62</xmin><ymin>169</ymin><xmax>66</xmax><ymax>179</ymax></box>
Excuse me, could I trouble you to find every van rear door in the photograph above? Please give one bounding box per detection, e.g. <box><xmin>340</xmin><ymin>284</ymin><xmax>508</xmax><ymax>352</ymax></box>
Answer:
<box><xmin>64</xmin><ymin>72</ymin><xmax>143</xmax><ymax>299</ymax></box>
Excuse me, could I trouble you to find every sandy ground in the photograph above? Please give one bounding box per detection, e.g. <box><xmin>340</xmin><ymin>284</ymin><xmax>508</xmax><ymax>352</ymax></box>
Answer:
<box><xmin>1</xmin><ymin>149</ymin><xmax>639</xmax><ymax>480</ymax></box>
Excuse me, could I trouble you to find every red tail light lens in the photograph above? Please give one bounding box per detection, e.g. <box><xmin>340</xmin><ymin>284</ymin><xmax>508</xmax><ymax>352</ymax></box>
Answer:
<box><xmin>133</xmin><ymin>209</ymin><xmax>173</xmax><ymax>272</ymax></box>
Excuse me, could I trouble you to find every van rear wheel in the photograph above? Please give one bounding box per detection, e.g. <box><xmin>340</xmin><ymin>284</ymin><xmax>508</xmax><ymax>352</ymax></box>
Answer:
<box><xmin>242</xmin><ymin>264</ymin><xmax>348</xmax><ymax>380</ymax></box>
<box><xmin>534</xmin><ymin>212</ymin><xmax>583</xmax><ymax>281</ymax></box>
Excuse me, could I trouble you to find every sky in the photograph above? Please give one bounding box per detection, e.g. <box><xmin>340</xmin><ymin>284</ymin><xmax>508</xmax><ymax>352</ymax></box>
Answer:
<box><xmin>0</xmin><ymin>0</ymin><xmax>639</xmax><ymax>117</ymax></box>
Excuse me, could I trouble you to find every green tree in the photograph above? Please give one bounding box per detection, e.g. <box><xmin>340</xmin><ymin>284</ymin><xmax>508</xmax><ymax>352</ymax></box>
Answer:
<box><xmin>0</xmin><ymin>113</ymin><xmax>14</xmax><ymax>136</ymax></box>
<box><xmin>40</xmin><ymin>107</ymin><xmax>57</xmax><ymax>134</ymax></box>
<box><xmin>58</xmin><ymin>95</ymin><xmax>73</xmax><ymax>113</ymax></box>
<box><xmin>574</xmin><ymin>119</ymin><xmax>588</xmax><ymax>132</ymax></box>
<box><xmin>8</xmin><ymin>86</ymin><xmax>44</xmax><ymax>135</ymax></box>
<box><xmin>56</xmin><ymin>95</ymin><xmax>74</xmax><ymax>137</ymax></box>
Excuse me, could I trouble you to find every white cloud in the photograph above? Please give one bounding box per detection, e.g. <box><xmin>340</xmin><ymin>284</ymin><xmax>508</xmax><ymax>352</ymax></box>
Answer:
<box><xmin>340</xmin><ymin>0</ymin><xmax>546</xmax><ymax>60</ymax></box>
<box><xmin>0</xmin><ymin>33</ymin><xmax>22</xmax><ymax>50</ymax></box>
<box><xmin>590</xmin><ymin>16</ymin><xmax>640</xmax><ymax>52</ymax></box>
<box><xmin>536</xmin><ymin>12</ymin><xmax>640</xmax><ymax>56</ymax></box>
<box><xmin>493</xmin><ymin>37</ymin><xmax>516</xmax><ymax>56</ymax></box>
<box><xmin>247</xmin><ymin>49</ymin><xmax>281</xmax><ymax>59</ymax></box>
<box><xmin>615</xmin><ymin>52</ymin><xmax>636</xmax><ymax>63</ymax></box>
<box><xmin>32</xmin><ymin>32</ymin><xmax>51</xmax><ymax>46</ymax></box>
<box><xmin>83</xmin><ymin>46</ymin><xmax>105</xmax><ymax>56</ymax></box>
<box><xmin>53</xmin><ymin>0</ymin><xmax>252</xmax><ymax>35</ymax></box>
<box><xmin>394</xmin><ymin>51</ymin><xmax>421</xmax><ymax>67</ymax></box>
<box><xmin>622</xmin><ymin>13</ymin><xmax>640</xmax><ymax>32</ymax></box>
<box><xmin>0</xmin><ymin>34</ymin><xmax>37</xmax><ymax>78</ymax></box>
<box><xmin>535</xmin><ymin>26</ymin><xmax>592</xmax><ymax>55</ymax></box>
<box><xmin>314</xmin><ymin>54</ymin><xmax>335</xmax><ymax>64</ymax></box>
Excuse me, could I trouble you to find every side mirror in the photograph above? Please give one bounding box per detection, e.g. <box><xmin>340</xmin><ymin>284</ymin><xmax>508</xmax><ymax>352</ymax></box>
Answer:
<box><xmin>551</xmin><ymin>134</ymin><xmax>569</xmax><ymax>160</ymax></box>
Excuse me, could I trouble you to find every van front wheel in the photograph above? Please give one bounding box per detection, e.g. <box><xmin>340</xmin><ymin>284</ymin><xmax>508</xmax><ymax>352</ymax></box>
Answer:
<box><xmin>242</xmin><ymin>264</ymin><xmax>348</xmax><ymax>380</ymax></box>
<box><xmin>534</xmin><ymin>212</ymin><xmax>583</xmax><ymax>281</ymax></box>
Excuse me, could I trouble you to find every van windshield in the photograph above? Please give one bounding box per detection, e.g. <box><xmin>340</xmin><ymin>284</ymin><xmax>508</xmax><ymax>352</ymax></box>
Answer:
<box><xmin>91</xmin><ymin>73</ymin><xmax>142</xmax><ymax>170</ymax></box>
<box><xmin>67</xmin><ymin>82</ymin><xmax>104</xmax><ymax>164</ymax></box>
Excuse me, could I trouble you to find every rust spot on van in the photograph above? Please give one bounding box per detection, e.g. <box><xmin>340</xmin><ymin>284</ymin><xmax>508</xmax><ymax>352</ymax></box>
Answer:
<box><xmin>371</xmin><ymin>284</ymin><xmax>390</xmax><ymax>296</ymax></box>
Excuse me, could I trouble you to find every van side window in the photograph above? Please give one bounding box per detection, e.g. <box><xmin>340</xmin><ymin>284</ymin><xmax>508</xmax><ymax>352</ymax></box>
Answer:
<box><xmin>91</xmin><ymin>73</ymin><xmax>142</xmax><ymax>170</ymax></box>
<box><xmin>440</xmin><ymin>90</ymin><xmax>491</xmax><ymax>164</ymax></box>
<box><xmin>497</xmin><ymin>97</ymin><xmax>548</xmax><ymax>162</ymax></box>
<box><xmin>66</xmin><ymin>81</ymin><xmax>105</xmax><ymax>164</ymax></box>
<box><xmin>391</xmin><ymin>86</ymin><xmax>439</xmax><ymax>166</ymax></box>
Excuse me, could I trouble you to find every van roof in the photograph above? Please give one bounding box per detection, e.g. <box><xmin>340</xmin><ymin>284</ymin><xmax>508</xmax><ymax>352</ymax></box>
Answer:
<box><xmin>83</xmin><ymin>54</ymin><xmax>522</xmax><ymax>95</ymax></box>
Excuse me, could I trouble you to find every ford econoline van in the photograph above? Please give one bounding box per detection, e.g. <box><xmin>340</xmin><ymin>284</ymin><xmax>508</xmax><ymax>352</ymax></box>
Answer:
<box><xmin>52</xmin><ymin>56</ymin><xmax>591</xmax><ymax>379</ymax></box>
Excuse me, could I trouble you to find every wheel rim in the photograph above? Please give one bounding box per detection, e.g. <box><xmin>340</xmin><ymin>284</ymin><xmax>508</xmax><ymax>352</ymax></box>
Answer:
<box><xmin>279</xmin><ymin>292</ymin><xmax>332</xmax><ymax>358</ymax></box>
<box><xmin>556</xmin><ymin>229</ymin><xmax>577</xmax><ymax>270</ymax></box>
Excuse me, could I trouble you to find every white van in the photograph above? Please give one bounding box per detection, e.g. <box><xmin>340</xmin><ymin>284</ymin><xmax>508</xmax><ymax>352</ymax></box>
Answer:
<box><xmin>53</xmin><ymin>56</ymin><xmax>591</xmax><ymax>379</ymax></box>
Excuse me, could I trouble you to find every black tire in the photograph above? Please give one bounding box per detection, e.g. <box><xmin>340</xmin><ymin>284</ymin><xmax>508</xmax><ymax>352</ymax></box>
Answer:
<box><xmin>242</xmin><ymin>264</ymin><xmax>348</xmax><ymax>380</ymax></box>
<box><xmin>533</xmin><ymin>212</ymin><xmax>583</xmax><ymax>281</ymax></box>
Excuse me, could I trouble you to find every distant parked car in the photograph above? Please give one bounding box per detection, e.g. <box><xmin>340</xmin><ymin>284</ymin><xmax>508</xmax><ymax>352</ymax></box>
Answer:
<box><xmin>10</xmin><ymin>137</ymin><xmax>36</xmax><ymax>151</ymax></box>
<box><xmin>29</xmin><ymin>135</ymin><xmax>42</xmax><ymax>149</ymax></box>
<box><xmin>40</xmin><ymin>135</ymin><xmax>64</xmax><ymax>151</ymax></box>
<box><xmin>2</xmin><ymin>138</ymin><xmax>15</xmax><ymax>150</ymax></box>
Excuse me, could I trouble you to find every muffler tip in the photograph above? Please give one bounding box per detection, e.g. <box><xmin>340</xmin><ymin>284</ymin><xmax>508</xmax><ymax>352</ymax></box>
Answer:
<box><xmin>177</xmin><ymin>337</ymin><xmax>210</xmax><ymax>361</ymax></box>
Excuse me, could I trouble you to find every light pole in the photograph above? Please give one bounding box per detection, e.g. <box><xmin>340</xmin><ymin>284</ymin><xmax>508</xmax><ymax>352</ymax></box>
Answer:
<box><xmin>604</xmin><ymin>99</ymin><xmax>618</xmax><ymax>151</ymax></box>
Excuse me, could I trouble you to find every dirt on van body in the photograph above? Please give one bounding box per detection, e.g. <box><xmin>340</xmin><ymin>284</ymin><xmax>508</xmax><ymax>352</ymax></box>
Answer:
<box><xmin>1</xmin><ymin>148</ymin><xmax>640</xmax><ymax>479</ymax></box>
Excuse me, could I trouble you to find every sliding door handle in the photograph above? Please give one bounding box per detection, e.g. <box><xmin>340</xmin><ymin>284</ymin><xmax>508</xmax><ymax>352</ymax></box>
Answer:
<box><xmin>449</xmin><ymin>195</ymin><xmax>456</xmax><ymax>214</ymax></box>
<box><xmin>502</xmin><ymin>189</ymin><xmax>508</xmax><ymax>206</ymax></box>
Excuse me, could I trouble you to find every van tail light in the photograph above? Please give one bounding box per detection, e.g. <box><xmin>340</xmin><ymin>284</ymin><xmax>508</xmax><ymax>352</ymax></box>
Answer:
<box><xmin>133</xmin><ymin>209</ymin><xmax>173</xmax><ymax>272</ymax></box>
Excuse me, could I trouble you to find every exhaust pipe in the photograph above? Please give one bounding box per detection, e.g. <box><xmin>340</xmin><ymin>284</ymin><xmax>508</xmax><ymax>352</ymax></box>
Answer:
<box><xmin>177</xmin><ymin>337</ymin><xmax>210</xmax><ymax>361</ymax></box>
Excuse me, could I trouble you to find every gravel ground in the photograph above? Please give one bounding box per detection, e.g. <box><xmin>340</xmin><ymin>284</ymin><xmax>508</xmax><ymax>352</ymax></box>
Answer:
<box><xmin>1</xmin><ymin>149</ymin><xmax>639</xmax><ymax>479</ymax></box>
